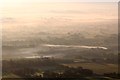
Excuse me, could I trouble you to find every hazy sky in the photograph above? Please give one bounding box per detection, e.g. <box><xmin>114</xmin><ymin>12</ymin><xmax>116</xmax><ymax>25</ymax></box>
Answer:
<box><xmin>1</xmin><ymin>2</ymin><xmax>117</xmax><ymax>22</ymax></box>
<box><xmin>1</xmin><ymin>1</ymin><xmax>118</xmax><ymax>36</ymax></box>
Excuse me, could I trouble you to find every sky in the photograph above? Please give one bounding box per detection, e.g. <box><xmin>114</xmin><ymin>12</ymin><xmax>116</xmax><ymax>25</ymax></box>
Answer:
<box><xmin>0</xmin><ymin>1</ymin><xmax>118</xmax><ymax>38</ymax></box>
<box><xmin>1</xmin><ymin>2</ymin><xmax>118</xmax><ymax>21</ymax></box>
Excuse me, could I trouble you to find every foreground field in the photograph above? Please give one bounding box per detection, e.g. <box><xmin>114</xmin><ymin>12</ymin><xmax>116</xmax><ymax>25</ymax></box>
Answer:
<box><xmin>3</xmin><ymin>58</ymin><xmax>119</xmax><ymax>79</ymax></box>
<box><xmin>62</xmin><ymin>63</ymin><xmax>118</xmax><ymax>74</ymax></box>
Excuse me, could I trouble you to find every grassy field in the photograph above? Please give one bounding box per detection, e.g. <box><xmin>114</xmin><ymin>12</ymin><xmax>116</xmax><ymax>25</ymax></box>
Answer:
<box><xmin>62</xmin><ymin>62</ymin><xmax>118</xmax><ymax>74</ymax></box>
